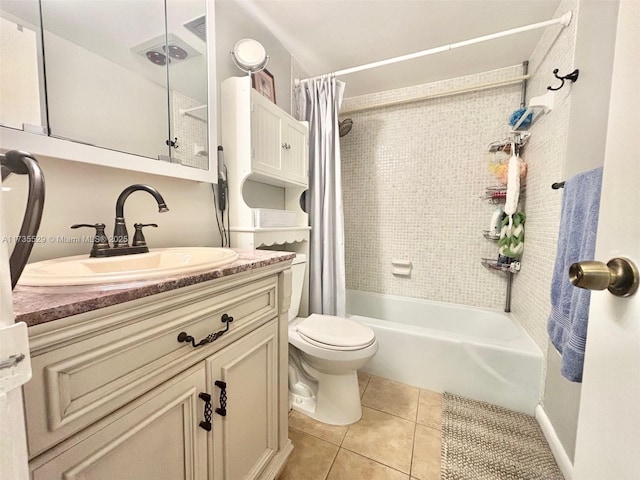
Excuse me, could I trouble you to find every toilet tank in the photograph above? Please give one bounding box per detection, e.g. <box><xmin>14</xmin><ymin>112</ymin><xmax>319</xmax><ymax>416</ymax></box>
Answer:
<box><xmin>288</xmin><ymin>254</ymin><xmax>306</xmax><ymax>322</ymax></box>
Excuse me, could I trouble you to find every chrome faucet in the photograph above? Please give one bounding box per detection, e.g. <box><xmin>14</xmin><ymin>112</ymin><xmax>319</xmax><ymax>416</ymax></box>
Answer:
<box><xmin>72</xmin><ymin>184</ymin><xmax>168</xmax><ymax>258</ymax></box>
<box><xmin>0</xmin><ymin>150</ymin><xmax>45</xmax><ymax>289</ymax></box>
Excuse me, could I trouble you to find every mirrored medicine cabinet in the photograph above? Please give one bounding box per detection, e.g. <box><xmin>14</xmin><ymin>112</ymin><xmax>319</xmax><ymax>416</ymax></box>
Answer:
<box><xmin>0</xmin><ymin>0</ymin><xmax>216</xmax><ymax>182</ymax></box>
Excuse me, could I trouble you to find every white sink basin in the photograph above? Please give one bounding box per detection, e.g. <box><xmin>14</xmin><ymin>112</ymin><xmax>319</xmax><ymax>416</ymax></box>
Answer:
<box><xmin>18</xmin><ymin>247</ymin><xmax>239</xmax><ymax>286</ymax></box>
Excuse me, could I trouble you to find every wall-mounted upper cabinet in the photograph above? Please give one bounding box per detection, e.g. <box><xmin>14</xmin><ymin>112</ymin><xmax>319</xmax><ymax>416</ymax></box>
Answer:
<box><xmin>0</xmin><ymin>0</ymin><xmax>217</xmax><ymax>183</ymax></box>
<box><xmin>221</xmin><ymin>76</ymin><xmax>310</xmax><ymax>249</ymax></box>
<box><xmin>222</xmin><ymin>76</ymin><xmax>308</xmax><ymax>189</ymax></box>
<box><xmin>251</xmin><ymin>91</ymin><xmax>308</xmax><ymax>187</ymax></box>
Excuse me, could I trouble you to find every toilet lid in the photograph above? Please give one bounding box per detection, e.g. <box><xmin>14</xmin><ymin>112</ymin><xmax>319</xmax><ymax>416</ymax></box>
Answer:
<box><xmin>296</xmin><ymin>314</ymin><xmax>375</xmax><ymax>350</ymax></box>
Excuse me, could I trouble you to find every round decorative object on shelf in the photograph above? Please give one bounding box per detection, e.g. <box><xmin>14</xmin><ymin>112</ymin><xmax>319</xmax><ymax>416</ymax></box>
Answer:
<box><xmin>231</xmin><ymin>38</ymin><xmax>269</xmax><ymax>74</ymax></box>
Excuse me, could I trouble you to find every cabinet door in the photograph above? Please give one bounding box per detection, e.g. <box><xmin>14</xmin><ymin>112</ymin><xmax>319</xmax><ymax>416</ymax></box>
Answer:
<box><xmin>31</xmin><ymin>364</ymin><xmax>209</xmax><ymax>480</ymax></box>
<box><xmin>208</xmin><ymin>321</ymin><xmax>278</xmax><ymax>480</ymax></box>
<box><xmin>251</xmin><ymin>95</ymin><xmax>283</xmax><ymax>179</ymax></box>
<box><xmin>282</xmin><ymin>117</ymin><xmax>309</xmax><ymax>187</ymax></box>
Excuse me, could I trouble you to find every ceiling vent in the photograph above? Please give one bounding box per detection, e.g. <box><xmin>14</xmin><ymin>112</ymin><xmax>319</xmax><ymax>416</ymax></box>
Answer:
<box><xmin>132</xmin><ymin>33</ymin><xmax>201</xmax><ymax>66</ymax></box>
<box><xmin>184</xmin><ymin>16</ymin><xmax>206</xmax><ymax>42</ymax></box>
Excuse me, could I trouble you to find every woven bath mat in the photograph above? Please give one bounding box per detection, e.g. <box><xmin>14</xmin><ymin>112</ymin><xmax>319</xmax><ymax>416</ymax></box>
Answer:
<box><xmin>441</xmin><ymin>393</ymin><xmax>564</xmax><ymax>480</ymax></box>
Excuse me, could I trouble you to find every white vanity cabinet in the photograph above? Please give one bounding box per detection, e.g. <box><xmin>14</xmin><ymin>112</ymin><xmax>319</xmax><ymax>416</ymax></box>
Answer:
<box><xmin>251</xmin><ymin>90</ymin><xmax>308</xmax><ymax>186</ymax></box>
<box><xmin>24</xmin><ymin>263</ymin><xmax>293</xmax><ymax>480</ymax></box>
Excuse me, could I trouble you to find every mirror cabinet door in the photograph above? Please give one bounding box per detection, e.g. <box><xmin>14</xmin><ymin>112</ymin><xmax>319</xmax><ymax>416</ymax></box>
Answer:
<box><xmin>166</xmin><ymin>0</ymin><xmax>209</xmax><ymax>169</ymax></box>
<box><xmin>0</xmin><ymin>0</ymin><xmax>47</xmax><ymax>133</ymax></box>
<box><xmin>41</xmin><ymin>0</ymin><xmax>171</xmax><ymax>160</ymax></box>
<box><xmin>0</xmin><ymin>0</ymin><xmax>209</xmax><ymax>171</ymax></box>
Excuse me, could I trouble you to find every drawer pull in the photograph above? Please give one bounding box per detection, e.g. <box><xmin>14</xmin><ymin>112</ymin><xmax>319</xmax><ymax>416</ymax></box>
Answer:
<box><xmin>177</xmin><ymin>313</ymin><xmax>234</xmax><ymax>348</ymax></box>
<box><xmin>215</xmin><ymin>380</ymin><xmax>227</xmax><ymax>417</ymax></box>
<box><xmin>199</xmin><ymin>392</ymin><xmax>212</xmax><ymax>431</ymax></box>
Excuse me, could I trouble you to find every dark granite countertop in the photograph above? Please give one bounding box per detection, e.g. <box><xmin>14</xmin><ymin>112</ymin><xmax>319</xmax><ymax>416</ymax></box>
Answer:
<box><xmin>13</xmin><ymin>249</ymin><xmax>295</xmax><ymax>327</ymax></box>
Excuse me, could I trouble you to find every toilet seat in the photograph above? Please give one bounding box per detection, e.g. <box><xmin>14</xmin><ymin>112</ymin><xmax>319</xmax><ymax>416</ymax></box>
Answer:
<box><xmin>296</xmin><ymin>314</ymin><xmax>375</xmax><ymax>351</ymax></box>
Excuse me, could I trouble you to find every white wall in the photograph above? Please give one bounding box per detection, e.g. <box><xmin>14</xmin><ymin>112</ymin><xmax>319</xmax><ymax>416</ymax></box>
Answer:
<box><xmin>1</xmin><ymin>155</ymin><xmax>220</xmax><ymax>263</ymax></box>
<box><xmin>215</xmin><ymin>0</ymin><xmax>293</xmax><ymax>117</ymax></box>
<box><xmin>0</xmin><ymin>17</ymin><xmax>42</xmax><ymax>129</ymax></box>
<box><xmin>563</xmin><ymin>0</ymin><xmax>619</xmax><ymax>178</ymax></box>
<box><xmin>214</xmin><ymin>0</ymin><xmax>300</xmax><ymax>213</ymax></box>
<box><xmin>44</xmin><ymin>32</ymin><xmax>169</xmax><ymax>160</ymax></box>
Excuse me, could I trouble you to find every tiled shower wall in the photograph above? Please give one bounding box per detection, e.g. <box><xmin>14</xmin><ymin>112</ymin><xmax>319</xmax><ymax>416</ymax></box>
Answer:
<box><xmin>170</xmin><ymin>90</ymin><xmax>208</xmax><ymax>170</ymax></box>
<box><xmin>341</xmin><ymin>65</ymin><xmax>523</xmax><ymax>310</ymax></box>
<box><xmin>509</xmin><ymin>0</ymin><xmax>577</xmax><ymax>356</ymax></box>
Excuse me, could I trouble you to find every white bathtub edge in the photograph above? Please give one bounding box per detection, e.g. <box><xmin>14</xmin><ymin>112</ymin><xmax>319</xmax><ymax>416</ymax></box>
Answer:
<box><xmin>535</xmin><ymin>404</ymin><xmax>573</xmax><ymax>480</ymax></box>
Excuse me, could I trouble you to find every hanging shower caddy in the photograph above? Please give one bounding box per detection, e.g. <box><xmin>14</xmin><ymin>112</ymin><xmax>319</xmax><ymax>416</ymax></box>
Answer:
<box><xmin>481</xmin><ymin>131</ymin><xmax>529</xmax><ymax>312</ymax></box>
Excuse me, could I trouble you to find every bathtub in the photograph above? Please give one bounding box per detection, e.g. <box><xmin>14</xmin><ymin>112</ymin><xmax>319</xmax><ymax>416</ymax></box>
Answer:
<box><xmin>347</xmin><ymin>290</ymin><xmax>542</xmax><ymax>414</ymax></box>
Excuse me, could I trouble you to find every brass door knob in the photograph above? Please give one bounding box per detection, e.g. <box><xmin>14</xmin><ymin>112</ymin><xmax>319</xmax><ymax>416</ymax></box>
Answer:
<box><xmin>569</xmin><ymin>257</ymin><xmax>639</xmax><ymax>297</ymax></box>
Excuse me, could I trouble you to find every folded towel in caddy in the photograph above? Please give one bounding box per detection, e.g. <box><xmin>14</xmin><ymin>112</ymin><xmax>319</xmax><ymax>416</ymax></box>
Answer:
<box><xmin>547</xmin><ymin>167</ymin><xmax>603</xmax><ymax>382</ymax></box>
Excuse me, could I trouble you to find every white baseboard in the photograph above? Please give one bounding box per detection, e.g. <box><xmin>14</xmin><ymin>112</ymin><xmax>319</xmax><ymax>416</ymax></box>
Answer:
<box><xmin>535</xmin><ymin>404</ymin><xmax>573</xmax><ymax>480</ymax></box>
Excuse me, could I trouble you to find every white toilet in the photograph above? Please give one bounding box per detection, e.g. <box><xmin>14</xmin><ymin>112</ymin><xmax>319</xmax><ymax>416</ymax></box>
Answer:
<box><xmin>287</xmin><ymin>254</ymin><xmax>378</xmax><ymax>425</ymax></box>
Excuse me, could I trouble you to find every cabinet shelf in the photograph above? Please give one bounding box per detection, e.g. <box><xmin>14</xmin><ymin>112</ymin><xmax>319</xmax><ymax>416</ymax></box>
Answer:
<box><xmin>230</xmin><ymin>227</ymin><xmax>310</xmax><ymax>248</ymax></box>
<box><xmin>480</xmin><ymin>185</ymin><xmax>526</xmax><ymax>204</ymax></box>
<box><xmin>481</xmin><ymin>258</ymin><xmax>521</xmax><ymax>273</ymax></box>
<box><xmin>482</xmin><ymin>230</ymin><xmax>501</xmax><ymax>241</ymax></box>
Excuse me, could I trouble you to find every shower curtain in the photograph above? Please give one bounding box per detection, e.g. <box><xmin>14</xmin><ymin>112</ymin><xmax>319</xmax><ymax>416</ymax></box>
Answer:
<box><xmin>296</xmin><ymin>76</ymin><xmax>346</xmax><ymax>316</ymax></box>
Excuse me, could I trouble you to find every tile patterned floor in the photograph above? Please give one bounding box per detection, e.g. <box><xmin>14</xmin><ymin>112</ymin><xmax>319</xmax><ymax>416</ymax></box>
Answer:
<box><xmin>279</xmin><ymin>373</ymin><xmax>442</xmax><ymax>480</ymax></box>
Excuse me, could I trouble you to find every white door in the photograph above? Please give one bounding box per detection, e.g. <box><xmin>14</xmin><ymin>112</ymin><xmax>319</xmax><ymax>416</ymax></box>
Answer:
<box><xmin>0</xmin><ymin>181</ymin><xmax>30</xmax><ymax>478</ymax></box>
<box><xmin>573</xmin><ymin>2</ymin><xmax>640</xmax><ymax>478</ymax></box>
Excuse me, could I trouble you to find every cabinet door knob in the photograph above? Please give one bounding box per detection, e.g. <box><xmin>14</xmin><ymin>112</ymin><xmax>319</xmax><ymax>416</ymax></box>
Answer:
<box><xmin>281</xmin><ymin>143</ymin><xmax>291</xmax><ymax>150</ymax></box>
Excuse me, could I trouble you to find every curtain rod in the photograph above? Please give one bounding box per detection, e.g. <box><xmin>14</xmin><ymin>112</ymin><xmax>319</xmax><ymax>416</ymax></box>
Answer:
<box><xmin>340</xmin><ymin>74</ymin><xmax>530</xmax><ymax>114</ymax></box>
<box><xmin>295</xmin><ymin>11</ymin><xmax>572</xmax><ymax>86</ymax></box>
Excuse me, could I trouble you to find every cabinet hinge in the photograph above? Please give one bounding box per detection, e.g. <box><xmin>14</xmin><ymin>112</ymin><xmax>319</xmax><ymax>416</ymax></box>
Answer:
<box><xmin>0</xmin><ymin>323</ymin><xmax>31</xmax><ymax>395</ymax></box>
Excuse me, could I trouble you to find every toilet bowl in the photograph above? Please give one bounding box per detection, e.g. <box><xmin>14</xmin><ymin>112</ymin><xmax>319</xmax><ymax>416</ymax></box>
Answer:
<box><xmin>287</xmin><ymin>254</ymin><xmax>378</xmax><ymax>425</ymax></box>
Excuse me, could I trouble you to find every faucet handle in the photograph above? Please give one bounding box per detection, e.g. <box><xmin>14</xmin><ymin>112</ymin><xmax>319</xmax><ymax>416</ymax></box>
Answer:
<box><xmin>71</xmin><ymin>223</ymin><xmax>110</xmax><ymax>257</ymax></box>
<box><xmin>132</xmin><ymin>223</ymin><xmax>158</xmax><ymax>247</ymax></box>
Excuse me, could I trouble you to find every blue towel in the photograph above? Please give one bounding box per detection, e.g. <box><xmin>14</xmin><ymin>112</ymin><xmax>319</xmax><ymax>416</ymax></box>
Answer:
<box><xmin>547</xmin><ymin>167</ymin><xmax>603</xmax><ymax>382</ymax></box>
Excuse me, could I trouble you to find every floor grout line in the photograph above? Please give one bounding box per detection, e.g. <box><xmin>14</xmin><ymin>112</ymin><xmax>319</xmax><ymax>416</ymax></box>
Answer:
<box><xmin>337</xmin><ymin>446</ymin><xmax>415</xmax><ymax>477</ymax></box>
<box><xmin>409</xmin><ymin>420</ymin><xmax>418</xmax><ymax>479</ymax></box>
<box><xmin>284</xmin><ymin>374</ymin><xmax>443</xmax><ymax>480</ymax></box>
<box><xmin>323</xmin><ymin>447</ymin><xmax>340</xmax><ymax>480</ymax></box>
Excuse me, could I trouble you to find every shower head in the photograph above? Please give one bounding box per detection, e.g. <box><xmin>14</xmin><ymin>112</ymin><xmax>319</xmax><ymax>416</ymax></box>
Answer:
<box><xmin>339</xmin><ymin>118</ymin><xmax>353</xmax><ymax>137</ymax></box>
